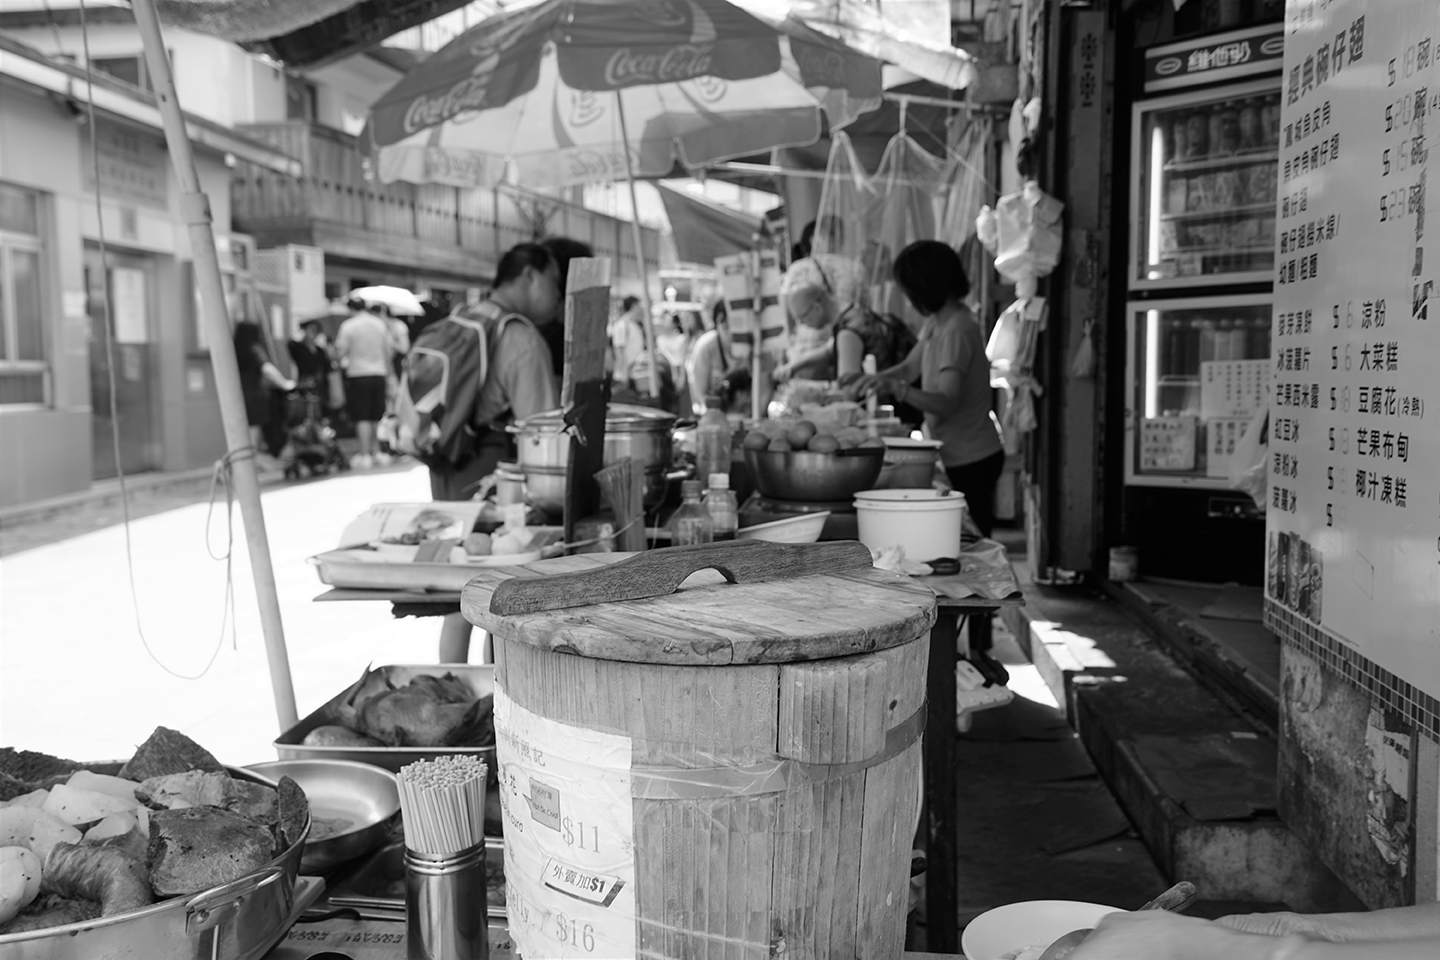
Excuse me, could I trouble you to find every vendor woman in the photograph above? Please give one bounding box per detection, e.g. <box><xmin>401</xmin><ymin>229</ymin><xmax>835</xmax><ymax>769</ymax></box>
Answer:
<box><xmin>773</xmin><ymin>254</ymin><xmax>866</xmax><ymax>382</ymax></box>
<box><xmin>845</xmin><ymin>240</ymin><xmax>1005</xmax><ymax>535</ymax></box>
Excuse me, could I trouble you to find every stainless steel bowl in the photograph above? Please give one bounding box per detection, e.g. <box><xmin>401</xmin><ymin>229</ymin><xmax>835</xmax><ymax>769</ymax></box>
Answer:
<box><xmin>246</xmin><ymin>759</ymin><xmax>399</xmax><ymax>874</ymax></box>
<box><xmin>0</xmin><ymin>766</ymin><xmax>308</xmax><ymax>960</ymax></box>
<box><xmin>744</xmin><ymin>448</ymin><xmax>885</xmax><ymax>502</ymax></box>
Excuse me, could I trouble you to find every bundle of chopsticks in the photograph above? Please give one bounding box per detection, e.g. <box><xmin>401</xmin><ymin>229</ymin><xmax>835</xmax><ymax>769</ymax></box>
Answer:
<box><xmin>594</xmin><ymin>457</ymin><xmax>645</xmax><ymax>551</ymax></box>
<box><xmin>397</xmin><ymin>755</ymin><xmax>488</xmax><ymax>856</ymax></box>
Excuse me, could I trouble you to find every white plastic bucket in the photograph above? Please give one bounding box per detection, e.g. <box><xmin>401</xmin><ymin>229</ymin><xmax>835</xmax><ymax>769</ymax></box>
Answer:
<box><xmin>854</xmin><ymin>488</ymin><xmax>967</xmax><ymax>562</ymax></box>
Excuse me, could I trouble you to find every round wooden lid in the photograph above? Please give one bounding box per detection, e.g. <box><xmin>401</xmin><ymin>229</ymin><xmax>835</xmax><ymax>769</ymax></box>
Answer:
<box><xmin>461</xmin><ymin>542</ymin><xmax>937</xmax><ymax>665</ymax></box>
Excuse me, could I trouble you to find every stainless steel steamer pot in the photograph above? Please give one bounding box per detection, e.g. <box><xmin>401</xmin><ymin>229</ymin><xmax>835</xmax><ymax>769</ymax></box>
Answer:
<box><xmin>511</xmin><ymin>404</ymin><xmax>676</xmax><ymax>518</ymax></box>
<box><xmin>0</xmin><ymin>767</ymin><xmax>310</xmax><ymax>960</ymax></box>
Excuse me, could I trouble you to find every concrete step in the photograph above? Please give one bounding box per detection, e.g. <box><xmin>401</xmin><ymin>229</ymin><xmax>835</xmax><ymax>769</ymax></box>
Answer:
<box><xmin>1107</xmin><ymin>579</ymin><xmax>1280</xmax><ymax>730</ymax></box>
<box><xmin>1000</xmin><ymin>564</ymin><xmax>1362</xmax><ymax>914</ymax></box>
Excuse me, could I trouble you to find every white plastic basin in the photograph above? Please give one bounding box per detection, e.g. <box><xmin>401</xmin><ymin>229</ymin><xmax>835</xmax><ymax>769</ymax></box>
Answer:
<box><xmin>854</xmin><ymin>488</ymin><xmax>966</xmax><ymax>562</ymax></box>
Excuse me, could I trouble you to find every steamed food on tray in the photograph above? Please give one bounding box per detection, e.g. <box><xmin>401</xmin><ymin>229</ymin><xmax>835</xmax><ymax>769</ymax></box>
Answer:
<box><xmin>0</xmin><ymin>727</ymin><xmax>308</xmax><ymax>935</ymax></box>
<box><xmin>302</xmin><ymin>665</ymin><xmax>495</xmax><ymax>749</ymax></box>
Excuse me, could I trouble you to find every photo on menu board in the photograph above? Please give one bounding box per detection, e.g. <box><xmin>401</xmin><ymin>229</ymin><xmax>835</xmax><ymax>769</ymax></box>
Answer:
<box><xmin>1268</xmin><ymin>530</ymin><xmax>1323</xmax><ymax>625</ymax></box>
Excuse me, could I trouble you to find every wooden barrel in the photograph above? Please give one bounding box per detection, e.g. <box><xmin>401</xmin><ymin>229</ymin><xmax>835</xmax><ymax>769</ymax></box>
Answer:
<box><xmin>463</xmin><ymin>541</ymin><xmax>937</xmax><ymax>960</ymax></box>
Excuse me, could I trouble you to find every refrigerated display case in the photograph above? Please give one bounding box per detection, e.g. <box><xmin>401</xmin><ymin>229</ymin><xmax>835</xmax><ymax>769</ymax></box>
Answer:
<box><xmin>1125</xmin><ymin>295</ymin><xmax>1272</xmax><ymax>487</ymax></box>
<box><xmin>1130</xmin><ymin>78</ymin><xmax>1281</xmax><ymax>290</ymax></box>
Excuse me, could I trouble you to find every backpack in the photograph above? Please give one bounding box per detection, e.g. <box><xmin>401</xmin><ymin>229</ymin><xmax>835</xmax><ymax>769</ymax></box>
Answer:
<box><xmin>837</xmin><ymin>303</ymin><xmax>918</xmax><ymax>372</ymax></box>
<box><xmin>385</xmin><ymin>303</ymin><xmax>526</xmax><ymax>469</ymax></box>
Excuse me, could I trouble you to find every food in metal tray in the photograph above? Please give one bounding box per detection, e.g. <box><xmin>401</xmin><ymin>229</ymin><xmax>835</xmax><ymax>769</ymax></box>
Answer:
<box><xmin>0</xmin><ymin>727</ymin><xmax>309</xmax><ymax>935</ymax></box>
<box><xmin>315</xmin><ymin>666</ymin><xmax>496</xmax><ymax>749</ymax></box>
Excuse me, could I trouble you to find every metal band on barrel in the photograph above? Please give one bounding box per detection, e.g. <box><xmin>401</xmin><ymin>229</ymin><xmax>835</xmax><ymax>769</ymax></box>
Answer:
<box><xmin>629</xmin><ymin>702</ymin><xmax>927</xmax><ymax>800</ymax></box>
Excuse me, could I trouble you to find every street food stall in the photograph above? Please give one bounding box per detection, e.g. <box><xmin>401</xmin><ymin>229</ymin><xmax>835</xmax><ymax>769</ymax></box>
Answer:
<box><xmin>0</xmin><ymin>0</ymin><xmax>1136</xmax><ymax>957</ymax></box>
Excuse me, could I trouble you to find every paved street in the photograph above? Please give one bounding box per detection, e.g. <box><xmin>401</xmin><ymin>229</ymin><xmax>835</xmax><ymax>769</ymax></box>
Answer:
<box><xmin>0</xmin><ymin>463</ymin><xmax>459</xmax><ymax>766</ymax></box>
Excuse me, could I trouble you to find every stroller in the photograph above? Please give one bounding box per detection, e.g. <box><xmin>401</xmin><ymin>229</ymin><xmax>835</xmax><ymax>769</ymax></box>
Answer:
<box><xmin>280</xmin><ymin>379</ymin><xmax>350</xmax><ymax>480</ymax></box>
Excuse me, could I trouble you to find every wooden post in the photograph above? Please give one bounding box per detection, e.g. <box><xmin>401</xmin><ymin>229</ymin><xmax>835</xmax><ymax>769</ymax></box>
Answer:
<box><xmin>924</xmin><ymin>608</ymin><xmax>962</xmax><ymax>952</ymax></box>
<box><xmin>561</xmin><ymin>258</ymin><xmax>612</xmax><ymax>546</ymax></box>
<box><xmin>131</xmin><ymin>0</ymin><xmax>297</xmax><ymax>729</ymax></box>
<box><xmin>614</xmin><ymin>92</ymin><xmax>661</xmax><ymax>398</ymax></box>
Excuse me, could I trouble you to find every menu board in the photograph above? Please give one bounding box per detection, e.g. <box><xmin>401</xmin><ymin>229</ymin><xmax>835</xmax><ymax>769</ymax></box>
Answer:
<box><xmin>1270</xmin><ymin>0</ymin><xmax>1440</xmax><ymax>697</ymax></box>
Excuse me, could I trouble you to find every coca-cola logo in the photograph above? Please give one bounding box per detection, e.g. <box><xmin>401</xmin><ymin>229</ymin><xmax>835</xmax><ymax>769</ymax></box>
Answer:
<box><xmin>565</xmin><ymin>149</ymin><xmax>629</xmax><ymax>181</ymax></box>
<box><xmin>604</xmin><ymin>43</ymin><xmax>716</xmax><ymax>86</ymax></box>
<box><xmin>794</xmin><ymin>47</ymin><xmax>847</xmax><ymax>87</ymax></box>
<box><xmin>403</xmin><ymin>54</ymin><xmax>500</xmax><ymax>134</ymax></box>
<box><xmin>421</xmin><ymin>147</ymin><xmax>496</xmax><ymax>185</ymax></box>
<box><xmin>692</xmin><ymin>74</ymin><xmax>726</xmax><ymax>103</ymax></box>
<box><xmin>569</xmin><ymin>90</ymin><xmax>606</xmax><ymax>127</ymax></box>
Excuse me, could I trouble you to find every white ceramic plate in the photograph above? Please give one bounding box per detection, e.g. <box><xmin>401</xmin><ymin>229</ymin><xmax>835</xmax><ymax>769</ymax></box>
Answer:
<box><xmin>962</xmin><ymin>901</ymin><xmax>1124</xmax><ymax>960</ymax></box>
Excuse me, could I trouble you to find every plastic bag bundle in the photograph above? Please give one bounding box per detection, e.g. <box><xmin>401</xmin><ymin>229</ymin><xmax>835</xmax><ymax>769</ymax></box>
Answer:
<box><xmin>862</xmin><ymin>133</ymin><xmax>949</xmax><ymax>322</ymax></box>
<box><xmin>938</xmin><ymin>119</ymin><xmax>992</xmax><ymax>252</ymax></box>
<box><xmin>976</xmin><ymin>181</ymin><xmax>1065</xmax><ymax>298</ymax></box>
<box><xmin>986</xmin><ymin>298</ymin><xmax>1048</xmax><ymax>452</ymax></box>
<box><xmin>810</xmin><ymin>131</ymin><xmax>874</xmax><ymax>298</ymax></box>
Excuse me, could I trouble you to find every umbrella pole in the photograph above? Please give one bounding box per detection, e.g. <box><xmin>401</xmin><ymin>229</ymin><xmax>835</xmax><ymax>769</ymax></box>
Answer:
<box><xmin>131</xmin><ymin>0</ymin><xmax>298</xmax><ymax>730</ymax></box>
<box><xmin>614</xmin><ymin>92</ymin><xmax>661</xmax><ymax>399</ymax></box>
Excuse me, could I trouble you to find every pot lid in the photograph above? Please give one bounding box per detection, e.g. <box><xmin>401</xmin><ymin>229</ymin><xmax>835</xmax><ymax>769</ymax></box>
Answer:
<box><xmin>461</xmin><ymin>541</ymin><xmax>936</xmax><ymax>665</ymax></box>
<box><xmin>515</xmin><ymin>404</ymin><xmax>676</xmax><ymax>430</ymax></box>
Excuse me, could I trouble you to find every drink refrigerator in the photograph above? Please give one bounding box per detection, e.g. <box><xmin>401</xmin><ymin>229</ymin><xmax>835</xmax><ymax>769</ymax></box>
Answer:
<box><xmin>1123</xmin><ymin>25</ymin><xmax>1283</xmax><ymax>583</ymax></box>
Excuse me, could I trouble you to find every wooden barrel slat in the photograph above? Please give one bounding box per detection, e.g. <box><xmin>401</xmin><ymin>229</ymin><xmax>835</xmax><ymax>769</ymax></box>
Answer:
<box><xmin>472</xmin><ymin>549</ymin><xmax>935</xmax><ymax>960</ymax></box>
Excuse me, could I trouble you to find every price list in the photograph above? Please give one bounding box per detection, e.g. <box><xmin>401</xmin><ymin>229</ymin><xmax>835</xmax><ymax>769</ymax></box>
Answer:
<box><xmin>1272</xmin><ymin>0</ymin><xmax>1440</xmax><ymax>697</ymax></box>
<box><xmin>493</xmin><ymin>687</ymin><xmax>637</xmax><ymax>960</ymax></box>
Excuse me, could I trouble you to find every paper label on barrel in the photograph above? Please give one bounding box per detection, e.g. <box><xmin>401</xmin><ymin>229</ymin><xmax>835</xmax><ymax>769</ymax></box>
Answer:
<box><xmin>495</xmin><ymin>684</ymin><xmax>636</xmax><ymax>960</ymax></box>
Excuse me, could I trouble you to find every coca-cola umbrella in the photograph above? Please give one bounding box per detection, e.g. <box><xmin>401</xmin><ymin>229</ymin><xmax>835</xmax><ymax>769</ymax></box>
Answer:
<box><xmin>365</xmin><ymin>0</ymin><xmax>884</xmax><ymax>190</ymax></box>
<box><xmin>364</xmin><ymin>0</ymin><xmax>886</xmax><ymax>393</ymax></box>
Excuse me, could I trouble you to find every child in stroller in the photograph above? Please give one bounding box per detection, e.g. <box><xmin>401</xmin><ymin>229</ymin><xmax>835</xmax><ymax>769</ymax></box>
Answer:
<box><xmin>281</xmin><ymin>378</ymin><xmax>349</xmax><ymax>479</ymax></box>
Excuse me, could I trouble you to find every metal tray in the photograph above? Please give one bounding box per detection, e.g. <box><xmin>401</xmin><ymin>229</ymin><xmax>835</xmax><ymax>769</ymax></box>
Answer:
<box><xmin>308</xmin><ymin>548</ymin><xmax>542</xmax><ymax>592</ymax></box>
<box><xmin>275</xmin><ymin>664</ymin><xmax>496</xmax><ymax>774</ymax></box>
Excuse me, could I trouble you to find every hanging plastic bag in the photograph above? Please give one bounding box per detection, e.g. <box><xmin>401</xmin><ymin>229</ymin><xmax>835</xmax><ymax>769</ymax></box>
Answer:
<box><xmin>987</xmin><ymin>298</ymin><xmax>1046</xmax><ymax>379</ymax></box>
<box><xmin>979</xmin><ymin>180</ymin><xmax>1065</xmax><ymax>286</ymax></box>
<box><xmin>1229</xmin><ymin>400</ymin><xmax>1270</xmax><ymax>508</ymax></box>
<box><xmin>1068</xmin><ymin>319</ymin><xmax>1097</xmax><ymax>379</ymax></box>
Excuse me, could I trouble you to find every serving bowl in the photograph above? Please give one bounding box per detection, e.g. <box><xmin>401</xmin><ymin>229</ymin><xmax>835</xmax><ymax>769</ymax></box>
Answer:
<box><xmin>246</xmin><ymin>759</ymin><xmax>399</xmax><ymax>873</ymax></box>
<box><xmin>962</xmin><ymin>900</ymin><xmax>1123</xmax><ymax>960</ymax></box>
<box><xmin>744</xmin><ymin>448</ymin><xmax>884</xmax><ymax>502</ymax></box>
<box><xmin>735</xmin><ymin>512</ymin><xmax>830</xmax><ymax>543</ymax></box>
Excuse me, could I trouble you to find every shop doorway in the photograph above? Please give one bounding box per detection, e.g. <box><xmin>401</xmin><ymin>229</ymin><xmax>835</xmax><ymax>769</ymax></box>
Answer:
<box><xmin>86</xmin><ymin>247</ymin><xmax>159</xmax><ymax>479</ymax></box>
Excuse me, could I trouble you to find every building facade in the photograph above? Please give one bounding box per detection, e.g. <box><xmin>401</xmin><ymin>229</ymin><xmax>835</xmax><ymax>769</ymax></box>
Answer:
<box><xmin>0</xmin><ymin>35</ymin><xmax>298</xmax><ymax>508</ymax></box>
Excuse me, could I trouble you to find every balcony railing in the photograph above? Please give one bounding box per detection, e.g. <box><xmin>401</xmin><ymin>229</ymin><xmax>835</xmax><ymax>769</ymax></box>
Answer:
<box><xmin>230</xmin><ymin>121</ymin><xmax>660</xmax><ymax>282</ymax></box>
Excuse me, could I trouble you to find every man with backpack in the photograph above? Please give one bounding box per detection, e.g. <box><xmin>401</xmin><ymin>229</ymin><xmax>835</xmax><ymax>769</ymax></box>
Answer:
<box><xmin>390</xmin><ymin>242</ymin><xmax>563</xmax><ymax>501</ymax></box>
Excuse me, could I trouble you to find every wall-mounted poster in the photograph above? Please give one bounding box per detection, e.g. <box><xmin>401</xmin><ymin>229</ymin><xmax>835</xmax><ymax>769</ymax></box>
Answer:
<box><xmin>1269</xmin><ymin>0</ymin><xmax>1440</xmax><ymax>698</ymax></box>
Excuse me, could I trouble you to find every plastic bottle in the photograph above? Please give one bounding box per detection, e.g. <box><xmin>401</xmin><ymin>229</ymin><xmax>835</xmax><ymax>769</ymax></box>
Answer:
<box><xmin>669</xmin><ymin>480</ymin><xmax>714</xmax><ymax>545</ymax></box>
<box><xmin>695</xmin><ymin>398</ymin><xmax>732</xmax><ymax>487</ymax></box>
<box><xmin>704</xmin><ymin>473</ymin><xmax>738</xmax><ymax>541</ymax></box>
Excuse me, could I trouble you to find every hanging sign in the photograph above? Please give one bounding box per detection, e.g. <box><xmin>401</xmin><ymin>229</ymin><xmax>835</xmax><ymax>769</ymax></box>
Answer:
<box><xmin>1145</xmin><ymin>24</ymin><xmax>1286</xmax><ymax>93</ymax></box>
<box><xmin>1269</xmin><ymin>0</ymin><xmax>1440</xmax><ymax>698</ymax></box>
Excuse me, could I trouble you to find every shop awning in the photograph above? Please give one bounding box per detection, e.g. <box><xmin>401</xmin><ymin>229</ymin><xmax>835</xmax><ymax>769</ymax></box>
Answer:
<box><xmin>655</xmin><ymin>183</ymin><xmax>764</xmax><ymax>266</ymax></box>
<box><xmin>154</xmin><ymin>0</ymin><xmax>973</xmax><ymax>86</ymax></box>
<box><xmin>155</xmin><ymin>0</ymin><xmax>479</xmax><ymax>66</ymax></box>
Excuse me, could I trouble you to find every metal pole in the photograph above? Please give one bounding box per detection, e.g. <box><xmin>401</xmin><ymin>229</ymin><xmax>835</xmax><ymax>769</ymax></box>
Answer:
<box><xmin>613</xmin><ymin>91</ymin><xmax>661</xmax><ymax>398</ymax></box>
<box><xmin>130</xmin><ymin>0</ymin><xmax>298</xmax><ymax>730</ymax></box>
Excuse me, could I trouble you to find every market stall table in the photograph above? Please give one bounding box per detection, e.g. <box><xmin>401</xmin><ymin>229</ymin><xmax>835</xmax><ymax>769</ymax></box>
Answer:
<box><xmin>914</xmin><ymin>573</ymin><xmax>1025</xmax><ymax>954</ymax></box>
<box><xmin>311</xmin><ymin>540</ymin><xmax>1024</xmax><ymax>955</ymax></box>
<box><xmin>264</xmin><ymin>912</ymin><xmax>962</xmax><ymax>960</ymax></box>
